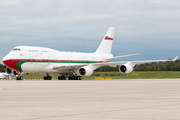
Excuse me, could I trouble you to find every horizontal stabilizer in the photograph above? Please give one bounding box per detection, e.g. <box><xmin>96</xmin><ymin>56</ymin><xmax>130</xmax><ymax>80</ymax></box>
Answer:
<box><xmin>106</xmin><ymin>53</ymin><xmax>141</xmax><ymax>61</ymax></box>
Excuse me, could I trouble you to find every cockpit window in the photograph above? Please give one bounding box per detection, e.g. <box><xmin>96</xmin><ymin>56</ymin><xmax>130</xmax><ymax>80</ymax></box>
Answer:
<box><xmin>12</xmin><ymin>48</ymin><xmax>21</xmax><ymax>51</ymax></box>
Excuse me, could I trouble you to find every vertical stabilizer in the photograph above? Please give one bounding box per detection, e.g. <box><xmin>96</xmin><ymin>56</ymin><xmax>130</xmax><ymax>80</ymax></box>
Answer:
<box><xmin>95</xmin><ymin>27</ymin><xmax>115</xmax><ymax>54</ymax></box>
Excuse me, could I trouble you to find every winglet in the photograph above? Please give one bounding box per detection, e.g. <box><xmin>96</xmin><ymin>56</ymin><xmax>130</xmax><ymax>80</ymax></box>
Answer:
<box><xmin>172</xmin><ymin>56</ymin><xmax>179</xmax><ymax>61</ymax></box>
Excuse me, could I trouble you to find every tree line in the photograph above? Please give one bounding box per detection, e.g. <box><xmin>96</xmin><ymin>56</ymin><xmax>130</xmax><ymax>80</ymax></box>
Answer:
<box><xmin>95</xmin><ymin>60</ymin><xmax>180</xmax><ymax>71</ymax></box>
<box><xmin>134</xmin><ymin>60</ymin><xmax>180</xmax><ymax>71</ymax></box>
<box><xmin>0</xmin><ymin>60</ymin><xmax>180</xmax><ymax>72</ymax></box>
<box><xmin>0</xmin><ymin>64</ymin><xmax>6</xmax><ymax>72</ymax></box>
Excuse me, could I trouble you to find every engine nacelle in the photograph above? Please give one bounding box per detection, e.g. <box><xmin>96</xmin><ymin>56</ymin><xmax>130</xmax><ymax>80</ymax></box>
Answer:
<box><xmin>5</xmin><ymin>68</ymin><xmax>18</xmax><ymax>76</ymax></box>
<box><xmin>6</xmin><ymin>68</ymin><xmax>12</xmax><ymax>74</ymax></box>
<box><xmin>119</xmin><ymin>63</ymin><xmax>133</xmax><ymax>74</ymax></box>
<box><xmin>13</xmin><ymin>71</ymin><xmax>17</xmax><ymax>76</ymax></box>
<box><xmin>76</xmin><ymin>66</ymin><xmax>93</xmax><ymax>76</ymax></box>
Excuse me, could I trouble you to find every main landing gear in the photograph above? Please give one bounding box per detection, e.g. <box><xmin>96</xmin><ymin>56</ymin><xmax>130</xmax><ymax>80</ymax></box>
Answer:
<box><xmin>43</xmin><ymin>74</ymin><xmax>82</xmax><ymax>80</ymax></box>
<box><xmin>68</xmin><ymin>75</ymin><xmax>81</xmax><ymax>80</ymax></box>
<box><xmin>57</xmin><ymin>75</ymin><xmax>82</xmax><ymax>80</ymax></box>
<box><xmin>44</xmin><ymin>74</ymin><xmax>52</xmax><ymax>80</ymax></box>
<box><xmin>58</xmin><ymin>75</ymin><xmax>66</xmax><ymax>80</ymax></box>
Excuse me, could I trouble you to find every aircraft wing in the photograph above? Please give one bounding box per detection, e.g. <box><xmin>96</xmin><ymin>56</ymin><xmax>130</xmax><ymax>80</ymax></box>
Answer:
<box><xmin>52</xmin><ymin>56</ymin><xmax>178</xmax><ymax>72</ymax></box>
<box><xmin>91</xmin><ymin>56</ymin><xmax>179</xmax><ymax>68</ymax></box>
<box><xmin>52</xmin><ymin>53</ymin><xmax>141</xmax><ymax>71</ymax></box>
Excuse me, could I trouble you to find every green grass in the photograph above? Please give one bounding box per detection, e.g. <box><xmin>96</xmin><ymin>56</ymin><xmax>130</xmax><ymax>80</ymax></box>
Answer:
<box><xmin>23</xmin><ymin>73</ymin><xmax>59</xmax><ymax>79</ymax></box>
<box><xmin>19</xmin><ymin>71</ymin><xmax>180</xmax><ymax>79</ymax></box>
<box><xmin>84</xmin><ymin>71</ymin><xmax>180</xmax><ymax>79</ymax></box>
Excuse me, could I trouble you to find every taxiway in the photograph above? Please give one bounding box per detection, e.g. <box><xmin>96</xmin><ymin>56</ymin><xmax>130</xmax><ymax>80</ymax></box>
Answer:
<box><xmin>0</xmin><ymin>79</ymin><xmax>180</xmax><ymax>120</ymax></box>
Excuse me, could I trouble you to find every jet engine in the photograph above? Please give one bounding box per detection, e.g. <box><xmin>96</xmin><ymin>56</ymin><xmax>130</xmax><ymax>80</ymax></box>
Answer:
<box><xmin>5</xmin><ymin>68</ymin><xmax>17</xmax><ymax>75</ymax></box>
<box><xmin>76</xmin><ymin>66</ymin><xmax>93</xmax><ymax>76</ymax></box>
<box><xmin>13</xmin><ymin>71</ymin><xmax>17</xmax><ymax>76</ymax></box>
<box><xmin>6</xmin><ymin>68</ymin><xmax>12</xmax><ymax>74</ymax></box>
<box><xmin>119</xmin><ymin>63</ymin><xmax>133</xmax><ymax>74</ymax></box>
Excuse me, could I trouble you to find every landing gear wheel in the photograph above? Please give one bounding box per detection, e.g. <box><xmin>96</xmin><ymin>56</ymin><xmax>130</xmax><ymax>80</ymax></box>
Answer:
<box><xmin>17</xmin><ymin>76</ymin><xmax>23</xmax><ymax>80</ymax></box>
<box><xmin>68</xmin><ymin>76</ymin><xmax>73</xmax><ymax>80</ymax></box>
<box><xmin>58</xmin><ymin>76</ymin><xmax>61</xmax><ymax>80</ymax></box>
<box><xmin>44</xmin><ymin>75</ymin><xmax>52</xmax><ymax>80</ymax></box>
<box><xmin>62</xmin><ymin>75</ymin><xmax>66</xmax><ymax>80</ymax></box>
<box><xmin>20</xmin><ymin>76</ymin><xmax>23</xmax><ymax>80</ymax></box>
<box><xmin>68</xmin><ymin>75</ymin><xmax>81</xmax><ymax>80</ymax></box>
<box><xmin>58</xmin><ymin>75</ymin><xmax>66</xmax><ymax>80</ymax></box>
<box><xmin>47</xmin><ymin>76</ymin><xmax>52</xmax><ymax>80</ymax></box>
<box><xmin>78</xmin><ymin>76</ymin><xmax>82</xmax><ymax>80</ymax></box>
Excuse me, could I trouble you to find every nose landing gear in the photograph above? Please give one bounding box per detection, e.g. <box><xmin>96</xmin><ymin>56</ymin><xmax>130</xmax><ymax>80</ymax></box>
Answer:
<box><xmin>16</xmin><ymin>73</ymin><xmax>23</xmax><ymax>80</ymax></box>
<box><xmin>16</xmin><ymin>76</ymin><xmax>23</xmax><ymax>80</ymax></box>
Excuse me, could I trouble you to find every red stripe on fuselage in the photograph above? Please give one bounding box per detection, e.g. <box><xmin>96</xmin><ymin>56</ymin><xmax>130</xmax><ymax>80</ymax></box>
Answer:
<box><xmin>3</xmin><ymin>59</ymin><xmax>21</xmax><ymax>72</ymax></box>
<box><xmin>3</xmin><ymin>59</ymin><xmax>108</xmax><ymax>72</ymax></box>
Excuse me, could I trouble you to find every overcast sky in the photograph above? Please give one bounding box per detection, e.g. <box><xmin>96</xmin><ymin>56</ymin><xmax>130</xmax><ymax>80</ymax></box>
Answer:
<box><xmin>0</xmin><ymin>0</ymin><xmax>180</xmax><ymax>64</ymax></box>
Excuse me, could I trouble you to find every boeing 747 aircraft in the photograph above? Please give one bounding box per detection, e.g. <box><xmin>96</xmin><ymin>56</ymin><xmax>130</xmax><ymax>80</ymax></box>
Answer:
<box><xmin>2</xmin><ymin>27</ymin><xmax>178</xmax><ymax>80</ymax></box>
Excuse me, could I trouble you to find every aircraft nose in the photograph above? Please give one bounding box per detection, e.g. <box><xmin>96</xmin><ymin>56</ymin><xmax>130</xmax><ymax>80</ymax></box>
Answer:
<box><xmin>3</xmin><ymin>55</ymin><xmax>11</xmax><ymax>68</ymax></box>
<box><xmin>3</xmin><ymin>53</ymin><xmax>14</xmax><ymax>68</ymax></box>
<box><xmin>3</xmin><ymin>52</ymin><xmax>22</xmax><ymax>71</ymax></box>
<box><xmin>3</xmin><ymin>52</ymin><xmax>11</xmax><ymax>64</ymax></box>
<box><xmin>3</xmin><ymin>55</ymin><xmax>8</xmax><ymax>62</ymax></box>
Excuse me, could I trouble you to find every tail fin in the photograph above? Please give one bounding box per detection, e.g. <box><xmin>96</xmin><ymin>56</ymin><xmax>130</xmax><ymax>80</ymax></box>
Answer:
<box><xmin>95</xmin><ymin>27</ymin><xmax>115</xmax><ymax>54</ymax></box>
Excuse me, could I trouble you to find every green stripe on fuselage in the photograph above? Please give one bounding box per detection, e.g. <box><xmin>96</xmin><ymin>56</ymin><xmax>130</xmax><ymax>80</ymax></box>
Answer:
<box><xmin>16</xmin><ymin>60</ymin><xmax>98</xmax><ymax>71</ymax></box>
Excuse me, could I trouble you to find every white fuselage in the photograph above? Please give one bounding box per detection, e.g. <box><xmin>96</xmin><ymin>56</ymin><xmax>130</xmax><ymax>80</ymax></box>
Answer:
<box><xmin>3</xmin><ymin>46</ymin><xmax>113</xmax><ymax>74</ymax></box>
